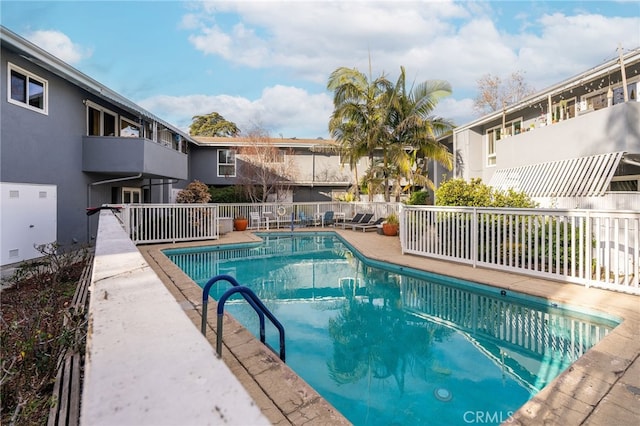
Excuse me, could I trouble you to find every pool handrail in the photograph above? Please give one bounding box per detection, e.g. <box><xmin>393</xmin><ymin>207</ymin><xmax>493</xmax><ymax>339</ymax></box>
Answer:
<box><xmin>201</xmin><ymin>274</ymin><xmax>265</xmax><ymax>341</ymax></box>
<box><xmin>202</xmin><ymin>274</ymin><xmax>286</xmax><ymax>362</ymax></box>
<box><xmin>216</xmin><ymin>286</ymin><xmax>286</xmax><ymax>362</ymax></box>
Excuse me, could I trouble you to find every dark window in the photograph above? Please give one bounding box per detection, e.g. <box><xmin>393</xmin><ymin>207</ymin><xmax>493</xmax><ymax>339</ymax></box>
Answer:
<box><xmin>8</xmin><ymin>64</ymin><xmax>47</xmax><ymax>113</ymax></box>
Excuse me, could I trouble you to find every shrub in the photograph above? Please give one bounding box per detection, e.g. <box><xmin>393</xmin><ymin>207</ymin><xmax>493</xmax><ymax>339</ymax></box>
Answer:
<box><xmin>406</xmin><ymin>190</ymin><xmax>430</xmax><ymax>205</ymax></box>
<box><xmin>1</xmin><ymin>244</ymin><xmax>89</xmax><ymax>425</ymax></box>
<box><xmin>435</xmin><ymin>178</ymin><xmax>536</xmax><ymax>208</ymax></box>
<box><xmin>209</xmin><ymin>186</ymin><xmax>251</xmax><ymax>203</ymax></box>
<box><xmin>175</xmin><ymin>180</ymin><xmax>211</xmax><ymax>203</ymax></box>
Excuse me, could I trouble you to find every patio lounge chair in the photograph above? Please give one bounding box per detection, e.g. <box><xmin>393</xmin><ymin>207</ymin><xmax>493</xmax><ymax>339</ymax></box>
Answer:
<box><xmin>344</xmin><ymin>213</ymin><xmax>373</xmax><ymax>229</ymax></box>
<box><xmin>341</xmin><ymin>213</ymin><xmax>365</xmax><ymax>229</ymax></box>
<box><xmin>351</xmin><ymin>217</ymin><xmax>386</xmax><ymax>232</ymax></box>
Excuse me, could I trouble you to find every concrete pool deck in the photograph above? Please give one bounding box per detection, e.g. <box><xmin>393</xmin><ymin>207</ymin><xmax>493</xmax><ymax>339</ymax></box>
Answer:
<box><xmin>140</xmin><ymin>228</ymin><xmax>640</xmax><ymax>425</ymax></box>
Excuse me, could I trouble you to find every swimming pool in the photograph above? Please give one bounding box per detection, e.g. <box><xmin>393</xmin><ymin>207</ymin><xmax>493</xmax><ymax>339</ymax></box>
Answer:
<box><xmin>164</xmin><ymin>233</ymin><xmax>619</xmax><ymax>426</ymax></box>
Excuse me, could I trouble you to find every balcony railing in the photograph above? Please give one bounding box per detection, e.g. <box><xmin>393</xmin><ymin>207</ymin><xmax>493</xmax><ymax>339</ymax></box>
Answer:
<box><xmin>82</xmin><ymin>136</ymin><xmax>188</xmax><ymax>179</ymax></box>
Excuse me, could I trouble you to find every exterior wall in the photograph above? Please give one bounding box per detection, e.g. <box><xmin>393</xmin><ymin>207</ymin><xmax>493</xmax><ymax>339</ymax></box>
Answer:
<box><xmin>297</xmin><ymin>151</ymin><xmax>353</xmax><ymax>184</ymax></box>
<box><xmin>496</xmin><ymin>102</ymin><xmax>639</xmax><ymax>168</ymax></box>
<box><xmin>455</xmin><ymin>102</ymin><xmax>640</xmax><ymax>183</ymax></box>
<box><xmin>1</xmin><ymin>44</ymin><xmax>186</xmax><ymax>246</ymax></box>
<box><xmin>453</xmin><ymin>129</ymin><xmax>483</xmax><ymax>180</ymax></box>
<box><xmin>1</xmin><ymin>48</ymin><xmax>95</xmax><ymax>245</ymax></box>
<box><xmin>189</xmin><ymin>145</ymin><xmax>228</xmax><ymax>185</ymax></box>
<box><xmin>189</xmin><ymin>144</ymin><xmax>360</xmax><ymax>197</ymax></box>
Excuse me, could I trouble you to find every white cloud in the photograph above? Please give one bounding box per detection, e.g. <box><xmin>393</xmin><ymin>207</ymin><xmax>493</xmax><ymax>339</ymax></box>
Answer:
<box><xmin>25</xmin><ymin>30</ymin><xmax>92</xmax><ymax>64</ymax></box>
<box><xmin>138</xmin><ymin>85</ymin><xmax>334</xmax><ymax>138</ymax></box>
<box><xmin>159</xmin><ymin>1</ymin><xmax>640</xmax><ymax>137</ymax></box>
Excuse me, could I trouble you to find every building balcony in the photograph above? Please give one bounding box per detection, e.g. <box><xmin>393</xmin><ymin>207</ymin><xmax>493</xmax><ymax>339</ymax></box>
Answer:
<box><xmin>495</xmin><ymin>101</ymin><xmax>640</xmax><ymax>169</ymax></box>
<box><xmin>82</xmin><ymin>136</ymin><xmax>188</xmax><ymax>180</ymax></box>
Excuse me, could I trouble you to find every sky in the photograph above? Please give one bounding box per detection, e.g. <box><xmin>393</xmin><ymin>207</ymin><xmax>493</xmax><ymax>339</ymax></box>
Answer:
<box><xmin>2</xmin><ymin>1</ymin><xmax>639</xmax><ymax>139</ymax></box>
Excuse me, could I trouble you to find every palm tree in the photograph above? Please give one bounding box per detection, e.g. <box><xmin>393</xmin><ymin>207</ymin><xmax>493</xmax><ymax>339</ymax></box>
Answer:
<box><xmin>328</xmin><ymin>65</ymin><xmax>454</xmax><ymax>202</ymax></box>
<box><xmin>383</xmin><ymin>67</ymin><xmax>454</xmax><ymax>200</ymax></box>
<box><xmin>327</xmin><ymin>66</ymin><xmax>392</xmax><ymax>201</ymax></box>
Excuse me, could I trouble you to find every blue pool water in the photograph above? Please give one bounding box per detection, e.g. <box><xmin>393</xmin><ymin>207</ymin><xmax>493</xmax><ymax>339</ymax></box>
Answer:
<box><xmin>164</xmin><ymin>233</ymin><xmax>618</xmax><ymax>426</ymax></box>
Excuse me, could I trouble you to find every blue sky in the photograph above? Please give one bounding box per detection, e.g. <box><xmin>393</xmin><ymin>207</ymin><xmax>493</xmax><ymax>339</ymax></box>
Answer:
<box><xmin>2</xmin><ymin>1</ymin><xmax>639</xmax><ymax>138</ymax></box>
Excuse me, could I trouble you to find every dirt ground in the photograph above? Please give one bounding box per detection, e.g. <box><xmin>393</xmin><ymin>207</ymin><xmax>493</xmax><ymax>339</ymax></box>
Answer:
<box><xmin>1</xmin><ymin>259</ymin><xmax>86</xmax><ymax>425</ymax></box>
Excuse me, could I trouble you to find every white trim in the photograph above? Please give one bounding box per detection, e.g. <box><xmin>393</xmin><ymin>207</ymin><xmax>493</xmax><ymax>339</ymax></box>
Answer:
<box><xmin>217</xmin><ymin>149</ymin><xmax>237</xmax><ymax>177</ymax></box>
<box><xmin>85</xmin><ymin>100</ymin><xmax>118</xmax><ymax>136</ymax></box>
<box><xmin>7</xmin><ymin>62</ymin><xmax>48</xmax><ymax>115</ymax></box>
<box><xmin>122</xmin><ymin>187</ymin><xmax>142</xmax><ymax>203</ymax></box>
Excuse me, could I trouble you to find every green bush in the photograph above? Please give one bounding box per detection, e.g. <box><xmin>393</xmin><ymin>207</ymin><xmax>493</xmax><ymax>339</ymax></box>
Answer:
<box><xmin>433</xmin><ymin>179</ymin><xmax>587</xmax><ymax>272</ymax></box>
<box><xmin>406</xmin><ymin>190</ymin><xmax>430</xmax><ymax>205</ymax></box>
<box><xmin>435</xmin><ymin>178</ymin><xmax>537</xmax><ymax>208</ymax></box>
<box><xmin>209</xmin><ymin>186</ymin><xmax>250</xmax><ymax>203</ymax></box>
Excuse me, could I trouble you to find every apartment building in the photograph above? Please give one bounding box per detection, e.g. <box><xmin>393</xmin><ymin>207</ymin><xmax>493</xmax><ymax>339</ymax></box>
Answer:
<box><xmin>452</xmin><ymin>48</ymin><xmax>640</xmax><ymax>209</ymax></box>
<box><xmin>189</xmin><ymin>136</ymin><xmax>365</xmax><ymax>202</ymax></box>
<box><xmin>1</xmin><ymin>26</ymin><xmax>194</xmax><ymax>264</ymax></box>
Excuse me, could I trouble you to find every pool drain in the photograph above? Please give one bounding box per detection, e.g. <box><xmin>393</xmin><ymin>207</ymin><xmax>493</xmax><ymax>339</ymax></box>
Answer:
<box><xmin>434</xmin><ymin>387</ymin><xmax>452</xmax><ymax>402</ymax></box>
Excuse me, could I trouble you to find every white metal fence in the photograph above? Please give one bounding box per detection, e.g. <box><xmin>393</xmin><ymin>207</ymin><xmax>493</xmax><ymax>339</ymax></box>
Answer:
<box><xmin>216</xmin><ymin>201</ymin><xmax>398</xmax><ymax>229</ymax></box>
<box><xmin>120</xmin><ymin>204</ymin><xmax>219</xmax><ymax>244</ymax></box>
<box><xmin>116</xmin><ymin>202</ymin><xmax>639</xmax><ymax>294</ymax></box>
<box><xmin>118</xmin><ymin>202</ymin><xmax>398</xmax><ymax>243</ymax></box>
<box><xmin>400</xmin><ymin>206</ymin><xmax>640</xmax><ymax>294</ymax></box>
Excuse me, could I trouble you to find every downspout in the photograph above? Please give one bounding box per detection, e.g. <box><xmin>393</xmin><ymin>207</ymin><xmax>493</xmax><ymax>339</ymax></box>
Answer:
<box><xmin>86</xmin><ymin>173</ymin><xmax>143</xmax><ymax>241</ymax></box>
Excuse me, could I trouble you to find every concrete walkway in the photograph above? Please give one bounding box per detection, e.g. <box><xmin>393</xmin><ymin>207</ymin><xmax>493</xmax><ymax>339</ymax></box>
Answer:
<box><xmin>141</xmin><ymin>228</ymin><xmax>639</xmax><ymax>425</ymax></box>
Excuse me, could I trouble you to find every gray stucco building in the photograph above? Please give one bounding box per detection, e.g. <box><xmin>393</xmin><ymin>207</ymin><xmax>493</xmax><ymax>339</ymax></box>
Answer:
<box><xmin>452</xmin><ymin>48</ymin><xmax>640</xmax><ymax>208</ymax></box>
<box><xmin>1</xmin><ymin>26</ymin><xmax>193</xmax><ymax>264</ymax></box>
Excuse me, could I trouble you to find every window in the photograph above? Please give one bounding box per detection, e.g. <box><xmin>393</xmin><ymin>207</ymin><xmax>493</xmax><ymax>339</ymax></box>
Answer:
<box><xmin>7</xmin><ymin>63</ymin><xmax>48</xmax><ymax>114</ymax></box>
<box><xmin>552</xmin><ymin>99</ymin><xmax>576</xmax><ymax>121</ymax></box>
<box><xmin>486</xmin><ymin>129</ymin><xmax>497</xmax><ymax>166</ymax></box>
<box><xmin>120</xmin><ymin>117</ymin><xmax>140</xmax><ymax>138</ymax></box>
<box><xmin>86</xmin><ymin>101</ymin><xmax>117</xmax><ymax>136</ymax></box>
<box><xmin>610</xmin><ymin>176</ymin><xmax>639</xmax><ymax>192</ymax></box>
<box><xmin>218</xmin><ymin>149</ymin><xmax>236</xmax><ymax>177</ymax></box>
<box><xmin>122</xmin><ymin>187</ymin><xmax>142</xmax><ymax>203</ymax></box>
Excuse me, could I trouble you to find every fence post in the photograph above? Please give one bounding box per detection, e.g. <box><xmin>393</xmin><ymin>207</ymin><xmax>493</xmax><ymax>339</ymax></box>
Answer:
<box><xmin>585</xmin><ymin>210</ymin><xmax>592</xmax><ymax>288</ymax></box>
<box><xmin>472</xmin><ymin>208</ymin><xmax>477</xmax><ymax>268</ymax></box>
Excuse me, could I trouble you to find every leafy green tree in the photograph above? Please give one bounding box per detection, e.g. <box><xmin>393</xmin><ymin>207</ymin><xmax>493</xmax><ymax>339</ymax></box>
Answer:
<box><xmin>189</xmin><ymin>112</ymin><xmax>240</xmax><ymax>137</ymax></box>
<box><xmin>406</xmin><ymin>190</ymin><xmax>430</xmax><ymax>205</ymax></box>
<box><xmin>208</xmin><ymin>186</ymin><xmax>250</xmax><ymax>203</ymax></box>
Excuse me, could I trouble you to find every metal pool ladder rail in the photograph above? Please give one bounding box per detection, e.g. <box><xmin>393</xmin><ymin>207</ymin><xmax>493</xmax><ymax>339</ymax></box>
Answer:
<box><xmin>201</xmin><ymin>274</ymin><xmax>286</xmax><ymax>362</ymax></box>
